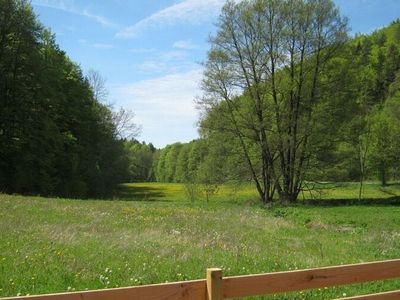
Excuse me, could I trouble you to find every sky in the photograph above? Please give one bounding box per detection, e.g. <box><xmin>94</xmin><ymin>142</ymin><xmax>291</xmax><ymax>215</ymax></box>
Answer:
<box><xmin>31</xmin><ymin>0</ymin><xmax>400</xmax><ymax>148</ymax></box>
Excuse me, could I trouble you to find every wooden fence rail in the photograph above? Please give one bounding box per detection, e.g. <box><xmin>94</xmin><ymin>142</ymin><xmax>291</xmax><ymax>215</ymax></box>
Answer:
<box><xmin>2</xmin><ymin>259</ymin><xmax>400</xmax><ymax>300</ymax></box>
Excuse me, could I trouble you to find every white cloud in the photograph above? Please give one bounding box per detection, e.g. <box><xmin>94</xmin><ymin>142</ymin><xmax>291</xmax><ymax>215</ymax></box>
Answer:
<box><xmin>32</xmin><ymin>0</ymin><xmax>119</xmax><ymax>29</ymax></box>
<box><xmin>110</xmin><ymin>68</ymin><xmax>203</xmax><ymax>147</ymax></box>
<box><xmin>173</xmin><ymin>40</ymin><xmax>197</xmax><ymax>50</ymax></box>
<box><xmin>116</xmin><ymin>0</ymin><xmax>226</xmax><ymax>39</ymax></box>
<box><xmin>112</xmin><ymin>68</ymin><xmax>202</xmax><ymax>117</ymax></box>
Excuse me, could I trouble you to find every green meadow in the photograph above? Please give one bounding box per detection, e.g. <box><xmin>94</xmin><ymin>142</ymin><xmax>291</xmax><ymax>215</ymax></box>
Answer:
<box><xmin>117</xmin><ymin>181</ymin><xmax>400</xmax><ymax>201</ymax></box>
<box><xmin>1</xmin><ymin>182</ymin><xmax>400</xmax><ymax>299</ymax></box>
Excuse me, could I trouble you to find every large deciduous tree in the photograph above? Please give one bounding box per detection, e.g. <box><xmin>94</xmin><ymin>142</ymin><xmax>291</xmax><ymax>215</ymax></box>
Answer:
<box><xmin>200</xmin><ymin>0</ymin><xmax>348</xmax><ymax>203</ymax></box>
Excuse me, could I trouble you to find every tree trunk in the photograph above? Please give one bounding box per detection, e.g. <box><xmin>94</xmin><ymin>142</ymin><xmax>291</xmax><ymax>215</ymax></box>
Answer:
<box><xmin>380</xmin><ymin>163</ymin><xmax>387</xmax><ymax>186</ymax></box>
<box><xmin>279</xmin><ymin>192</ymin><xmax>298</xmax><ymax>204</ymax></box>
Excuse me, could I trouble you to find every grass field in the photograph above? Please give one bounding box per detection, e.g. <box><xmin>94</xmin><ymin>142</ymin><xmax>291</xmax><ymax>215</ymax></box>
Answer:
<box><xmin>118</xmin><ymin>181</ymin><xmax>400</xmax><ymax>202</ymax></box>
<box><xmin>1</xmin><ymin>182</ymin><xmax>400</xmax><ymax>299</ymax></box>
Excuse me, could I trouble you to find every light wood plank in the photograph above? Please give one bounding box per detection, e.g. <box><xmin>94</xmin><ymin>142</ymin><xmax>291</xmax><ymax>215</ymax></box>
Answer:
<box><xmin>207</xmin><ymin>268</ymin><xmax>223</xmax><ymax>300</ymax></box>
<box><xmin>336</xmin><ymin>290</ymin><xmax>400</xmax><ymax>299</ymax></box>
<box><xmin>2</xmin><ymin>260</ymin><xmax>400</xmax><ymax>300</ymax></box>
<box><xmin>223</xmin><ymin>259</ymin><xmax>400</xmax><ymax>299</ymax></box>
<box><xmin>2</xmin><ymin>279</ymin><xmax>206</xmax><ymax>300</ymax></box>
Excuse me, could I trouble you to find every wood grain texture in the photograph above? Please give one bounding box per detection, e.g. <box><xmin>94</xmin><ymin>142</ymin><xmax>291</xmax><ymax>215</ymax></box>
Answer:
<box><xmin>223</xmin><ymin>259</ymin><xmax>400</xmax><ymax>298</ymax></box>
<box><xmin>2</xmin><ymin>260</ymin><xmax>400</xmax><ymax>300</ymax></box>
<box><xmin>206</xmin><ymin>268</ymin><xmax>223</xmax><ymax>300</ymax></box>
<box><xmin>2</xmin><ymin>279</ymin><xmax>206</xmax><ymax>300</ymax></box>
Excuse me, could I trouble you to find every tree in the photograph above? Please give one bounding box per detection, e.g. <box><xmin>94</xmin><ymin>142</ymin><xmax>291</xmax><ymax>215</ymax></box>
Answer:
<box><xmin>196</xmin><ymin>145</ymin><xmax>225</xmax><ymax>202</ymax></box>
<box><xmin>200</xmin><ymin>0</ymin><xmax>347</xmax><ymax>203</ymax></box>
<box><xmin>368</xmin><ymin>111</ymin><xmax>395</xmax><ymax>186</ymax></box>
<box><xmin>155</xmin><ymin>145</ymin><xmax>170</xmax><ymax>182</ymax></box>
<box><xmin>163</xmin><ymin>143</ymin><xmax>182</xmax><ymax>182</ymax></box>
<box><xmin>112</xmin><ymin>107</ymin><xmax>141</xmax><ymax>140</ymax></box>
<box><xmin>0</xmin><ymin>0</ymin><xmax>43</xmax><ymax>192</ymax></box>
<box><xmin>87</xmin><ymin>69</ymin><xmax>108</xmax><ymax>103</ymax></box>
<box><xmin>187</xmin><ymin>139</ymin><xmax>208</xmax><ymax>181</ymax></box>
<box><xmin>86</xmin><ymin>69</ymin><xmax>141</xmax><ymax>140</ymax></box>
<box><xmin>124</xmin><ymin>140</ymin><xmax>155</xmax><ymax>182</ymax></box>
<box><xmin>0</xmin><ymin>0</ymin><xmax>131</xmax><ymax>198</ymax></box>
<box><xmin>175</xmin><ymin>143</ymin><xmax>191</xmax><ymax>182</ymax></box>
<box><xmin>368</xmin><ymin>75</ymin><xmax>400</xmax><ymax>185</ymax></box>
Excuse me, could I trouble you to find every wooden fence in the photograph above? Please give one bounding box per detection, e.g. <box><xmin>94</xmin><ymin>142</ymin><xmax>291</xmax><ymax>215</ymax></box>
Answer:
<box><xmin>2</xmin><ymin>259</ymin><xmax>400</xmax><ymax>300</ymax></box>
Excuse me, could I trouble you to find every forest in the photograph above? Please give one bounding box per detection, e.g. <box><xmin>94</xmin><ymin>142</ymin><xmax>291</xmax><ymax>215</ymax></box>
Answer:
<box><xmin>153</xmin><ymin>17</ymin><xmax>400</xmax><ymax>203</ymax></box>
<box><xmin>1</xmin><ymin>0</ymin><xmax>400</xmax><ymax>203</ymax></box>
<box><xmin>0</xmin><ymin>0</ymin><xmax>142</xmax><ymax>198</ymax></box>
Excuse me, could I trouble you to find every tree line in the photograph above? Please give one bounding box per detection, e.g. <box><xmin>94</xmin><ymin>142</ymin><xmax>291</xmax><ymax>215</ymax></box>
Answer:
<box><xmin>0</xmin><ymin>0</ymin><xmax>143</xmax><ymax>198</ymax></box>
<box><xmin>154</xmin><ymin>1</ymin><xmax>400</xmax><ymax>204</ymax></box>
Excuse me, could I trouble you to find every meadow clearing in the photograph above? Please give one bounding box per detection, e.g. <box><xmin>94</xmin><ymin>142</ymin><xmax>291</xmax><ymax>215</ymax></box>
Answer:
<box><xmin>1</xmin><ymin>182</ymin><xmax>400</xmax><ymax>299</ymax></box>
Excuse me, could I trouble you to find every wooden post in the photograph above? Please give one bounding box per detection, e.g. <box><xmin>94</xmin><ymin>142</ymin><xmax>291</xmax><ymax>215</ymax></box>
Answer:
<box><xmin>207</xmin><ymin>268</ymin><xmax>223</xmax><ymax>300</ymax></box>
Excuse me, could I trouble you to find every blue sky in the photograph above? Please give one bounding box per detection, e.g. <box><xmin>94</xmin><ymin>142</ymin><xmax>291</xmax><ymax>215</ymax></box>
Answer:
<box><xmin>31</xmin><ymin>0</ymin><xmax>400</xmax><ymax>148</ymax></box>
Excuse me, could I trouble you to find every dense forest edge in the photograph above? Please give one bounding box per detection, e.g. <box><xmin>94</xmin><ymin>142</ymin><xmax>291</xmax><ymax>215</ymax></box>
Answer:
<box><xmin>1</xmin><ymin>0</ymin><xmax>400</xmax><ymax>203</ymax></box>
<box><xmin>152</xmin><ymin>18</ymin><xmax>400</xmax><ymax>203</ymax></box>
<box><xmin>0</xmin><ymin>0</ymin><xmax>143</xmax><ymax>198</ymax></box>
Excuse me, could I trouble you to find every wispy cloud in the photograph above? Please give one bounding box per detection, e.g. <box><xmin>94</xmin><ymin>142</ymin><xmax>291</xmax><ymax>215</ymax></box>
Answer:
<box><xmin>110</xmin><ymin>68</ymin><xmax>202</xmax><ymax>147</ymax></box>
<box><xmin>136</xmin><ymin>50</ymin><xmax>194</xmax><ymax>74</ymax></box>
<box><xmin>32</xmin><ymin>0</ymin><xmax>119</xmax><ymax>29</ymax></box>
<box><xmin>116</xmin><ymin>0</ymin><xmax>226</xmax><ymax>39</ymax></box>
<box><xmin>173</xmin><ymin>40</ymin><xmax>197</xmax><ymax>50</ymax></box>
<box><xmin>82</xmin><ymin>10</ymin><xmax>118</xmax><ymax>28</ymax></box>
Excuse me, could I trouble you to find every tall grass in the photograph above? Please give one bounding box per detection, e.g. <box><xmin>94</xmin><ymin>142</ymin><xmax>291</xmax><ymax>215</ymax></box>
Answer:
<box><xmin>1</xmin><ymin>182</ymin><xmax>400</xmax><ymax>299</ymax></box>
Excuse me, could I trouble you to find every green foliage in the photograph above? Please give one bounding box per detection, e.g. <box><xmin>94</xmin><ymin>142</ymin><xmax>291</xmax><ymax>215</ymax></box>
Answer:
<box><xmin>164</xmin><ymin>143</ymin><xmax>183</xmax><ymax>182</ymax></box>
<box><xmin>174</xmin><ymin>144</ymin><xmax>191</xmax><ymax>183</ymax></box>
<box><xmin>186</xmin><ymin>139</ymin><xmax>208</xmax><ymax>181</ymax></box>
<box><xmin>124</xmin><ymin>140</ymin><xmax>156</xmax><ymax>182</ymax></box>
<box><xmin>0</xmin><ymin>0</ymin><xmax>129</xmax><ymax>198</ymax></box>
<box><xmin>368</xmin><ymin>111</ymin><xmax>396</xmax><ymax>185</ymax></box>
<box><xmin>154</xmin><ymin>140</ymin><xmax>207</xmax><ymax>183</ymax></box>
<box><xmin>199</xmin><ymin>0</ymin><xmax>349</xmax><ymax>203</ymax></box>
<box><xmin>367</xmin><ymin>85</ymin><xmax>400</xmax><ymax>185</ymax></box>
<box><xmin>183</xmin><ymin>182</ymin><xmax>200</xmax><ymax>202</ymax></box>
<box><xmin>192</xmin><ymin>19</ymin><xmax>400</xmax><ymax>193</ymax></box>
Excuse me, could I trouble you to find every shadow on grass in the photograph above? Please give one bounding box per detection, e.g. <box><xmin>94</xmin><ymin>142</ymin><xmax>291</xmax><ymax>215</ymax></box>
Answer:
<box><xmin>116</xmin><ymin>184</ymin><xmax>168</xmax><ymax>201</ymax></box>
<box><xmin>301</xmin><ymin>196</ymin><xmax>400</xmax><ymax>207</ymax></box>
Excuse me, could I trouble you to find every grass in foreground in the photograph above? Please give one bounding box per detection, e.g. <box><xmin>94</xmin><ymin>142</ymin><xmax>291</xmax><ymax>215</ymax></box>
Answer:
<box><xmin>0</xmin><ymin>182</ymin><xmax>400</xmax><ymax>299</ymax></box>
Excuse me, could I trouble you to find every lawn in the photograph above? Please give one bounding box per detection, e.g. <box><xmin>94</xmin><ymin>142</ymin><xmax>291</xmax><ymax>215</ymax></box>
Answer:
<box><xmin>0</xmin><ymin>182</ymin><xmax>400</xmax><ymax>299</ymax></box>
